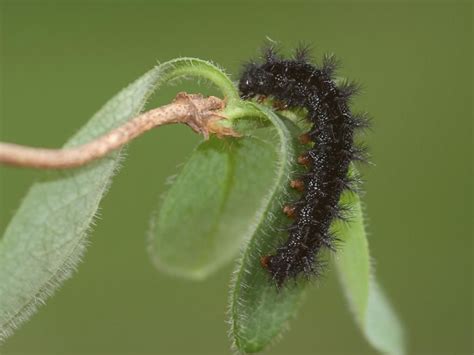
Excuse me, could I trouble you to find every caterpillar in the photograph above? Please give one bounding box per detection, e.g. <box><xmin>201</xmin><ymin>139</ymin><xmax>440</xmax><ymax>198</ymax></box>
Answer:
<box><xmin>238</xmin><ymin>45</ymin><xmax>369</xmax><ymax>287</ymax></box>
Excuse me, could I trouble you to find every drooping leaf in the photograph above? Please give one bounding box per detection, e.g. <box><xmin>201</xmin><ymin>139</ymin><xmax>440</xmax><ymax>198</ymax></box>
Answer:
<box><xmin>0</xmin><ymin>58</ymin><xmax>237</xmax><ymax>342</ymax></box>
<box><xmin>228</xmin><ymin>105</ymin><xmax>310</xmax><ymax>353</ymax></box>
<box><xmin>334</xmin><ymin>192</ymin><xmax>406</xmax><ymax>355</ymax></box>
<box><xmin>147</xmin><ymin>122</ymin><xmax>280</xmax><ymax>279</ymax></box>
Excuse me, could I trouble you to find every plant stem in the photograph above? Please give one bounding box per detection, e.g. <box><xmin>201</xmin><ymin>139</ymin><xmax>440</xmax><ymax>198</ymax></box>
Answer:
<box><xmin>0</xmin><ymin>92</ymin><xmax>235</xmax><ymax>169</ymax></box>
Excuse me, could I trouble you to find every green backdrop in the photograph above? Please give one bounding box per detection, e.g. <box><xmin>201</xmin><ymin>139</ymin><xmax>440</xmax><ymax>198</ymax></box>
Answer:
<box><xmin>0</xmin><ymin>1</ymin><xmax>472</xmax><ymax>354</ymax></box>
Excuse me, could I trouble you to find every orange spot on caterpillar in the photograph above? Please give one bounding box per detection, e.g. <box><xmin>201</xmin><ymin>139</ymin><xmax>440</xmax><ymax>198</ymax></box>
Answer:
<box><xmin>283</xmin><ymin>205</ymin><xmax>296</xmax><ymax>218</ymax></box>
<box><xmin>290</xmin><ymin>179</ymin><xmax>305</xmax><ymax>192</ymax></box>
<box><xmin>260</xmin><ymin>255</ymin><xmax>271</xmax><ymax>269</ymax></box>
<box><xmin>257</xmin><ymin>95</ymin><xmax>267</xmax><ymax>103</ymax></box>
<box><xmin>298</xmin><ymin>133</ymin><xmax>311</xmax><ymax>145</ymax></box>
<box><xmin>272</xmin><ymin>100</ymin><xmax>288</xmax><ymax>111</ymax></box>
<box><xmin>297</xmin><ymin>154</ymin><xmax>311</xmax><ymax>166</ymax></box>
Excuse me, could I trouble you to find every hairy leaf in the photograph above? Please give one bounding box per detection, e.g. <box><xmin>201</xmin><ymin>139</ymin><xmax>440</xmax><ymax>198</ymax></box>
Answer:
<box><xmin>228</xmin><ymin>106</ymin><xmax>309</xmax><ymax>353</ymax></box>
<box><xmin>148</xmin><ymin>126</ymin><xmax>279</xmax><ymax>279</ymax></box>
<box><xmin>0</xmin><ymin>58</ymin><xmax>237</xmax><ymax>342</ymax></box>
<box><xmin>335</xmin><ymin>192</ymin><xmax>406</xmax><ymax>355</ymax></box>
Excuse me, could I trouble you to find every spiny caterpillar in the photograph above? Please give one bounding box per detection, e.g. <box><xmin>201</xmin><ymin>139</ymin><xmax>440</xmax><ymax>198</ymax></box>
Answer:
<box><xmin>239</xmin><ymin>45</ymin><xmax>369</xmax><ymax>287</ymax></box>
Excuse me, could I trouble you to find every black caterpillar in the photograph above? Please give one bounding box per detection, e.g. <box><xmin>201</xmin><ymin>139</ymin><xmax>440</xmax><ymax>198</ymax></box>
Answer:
<box><xmin>239</xmin><ymin>45</ymin><xmax>369</xmax><ymax>287</ymax></box>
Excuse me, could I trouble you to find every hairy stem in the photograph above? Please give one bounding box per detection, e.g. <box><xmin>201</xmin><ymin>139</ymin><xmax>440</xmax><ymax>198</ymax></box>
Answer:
<box><xmin>0</xmin><ymin>92</ymin><xmax>234</xmax><ymax>169</ymax></box>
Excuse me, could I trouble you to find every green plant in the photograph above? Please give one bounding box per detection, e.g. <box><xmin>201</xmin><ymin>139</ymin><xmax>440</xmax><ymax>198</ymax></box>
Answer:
<box><xmin>0</xmin><ymin>58</ymin><xmax>405</xmax><ymax>354</ymax></box>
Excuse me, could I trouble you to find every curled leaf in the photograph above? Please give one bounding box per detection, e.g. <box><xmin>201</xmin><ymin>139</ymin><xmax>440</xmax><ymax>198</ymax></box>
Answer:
<box><xmin>147</xmin><ymin>130</ymin><xmax>278</xmax><ymax>279</ymax></box>
<box><xmin>228</xmin><ymin>106</ymin><xmax>309</xmax><ymax>353</ymax></box>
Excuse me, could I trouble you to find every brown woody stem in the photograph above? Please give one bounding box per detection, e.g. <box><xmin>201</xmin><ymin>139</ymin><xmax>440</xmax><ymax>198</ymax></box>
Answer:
<box><xmin>0</xmin><ymin>92</ymin><xmax>237</xmax><ymax>169</ymax></box>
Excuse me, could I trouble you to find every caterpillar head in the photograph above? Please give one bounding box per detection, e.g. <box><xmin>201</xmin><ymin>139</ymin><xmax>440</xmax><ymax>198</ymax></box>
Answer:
<box><xmin>238</xmin><ymin>63</ymin><xmax>275</xmax><ymax>100</ymax></box>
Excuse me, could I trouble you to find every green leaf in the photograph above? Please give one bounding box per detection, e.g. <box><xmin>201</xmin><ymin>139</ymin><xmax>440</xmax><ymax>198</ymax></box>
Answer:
<box><xmin>228</xmin><ymin>105</ymin><xmax>309</xmax><ymax>353</ymax></box>
<box><xmin>147</xmin><ymin>101</ymin><xmax>296</xmax><ymax>279</ymax></box>
<box><xmin>334</xmin><ymin>192</ymin><xmax>406</xmax><ymax>355</ymax></box>
<box><xmin>147</xmin><ymin>123</ymin><xmax>281</xmax><ymax>279</ymax></box>
<box><xmin>0</xmin><ymin>58</ymin><xmax>237</xmax><ymax>343</ymax></box>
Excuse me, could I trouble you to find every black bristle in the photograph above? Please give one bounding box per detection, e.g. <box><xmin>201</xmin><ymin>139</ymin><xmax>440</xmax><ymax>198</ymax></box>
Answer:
<box><xmin>350</xmin><ymin>112</ymin><xmax>372</xmax><ymax>130</ymax></box>
<box><xmin>336</xmin><ymin>175</ymin><xmax>362</xmax><ymax>194</ymax></box>
<box><xmin>322</xmin><ymin>53</ymin><xmax>340</xmax><ymax>76</ymax></box>
<box><xmin>347</xmin><ymin>144</ymin><xmax>370</xmax><ymax>162</ymax></box>
<box><xmin>338</xmin><ymin>79</ymin><xmax>362</xmax><ymax>99</ymax></box>
<box><xmin>262</xmin><ymin>44</ymin><xmax>280</xmax><ymax>63</ymax></box>
<box><xmin>331</xmin><ymin>203</ymin><xmax>352</xmax><ymax>222</ymax></box>
<box><xmin>294</xmin><ymin>43</ymin><xmax>313</xmax><ymax>63</ymax></box>
<box><xmin>321</xmin><ymin>231</ymin><xmax>339</xmax><ymax>251</ymax></box>
<box><xmin>238</xmin><ymin>44</ymin><xmax>369</xmax><ymax>287</ymax></box>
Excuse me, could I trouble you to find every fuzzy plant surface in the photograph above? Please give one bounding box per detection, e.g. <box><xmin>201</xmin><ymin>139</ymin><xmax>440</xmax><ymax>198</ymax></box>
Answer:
<box><xmin>0</xmin><ymin>57</ymin><xmax>405</xmax><ymax>354</ymax></box>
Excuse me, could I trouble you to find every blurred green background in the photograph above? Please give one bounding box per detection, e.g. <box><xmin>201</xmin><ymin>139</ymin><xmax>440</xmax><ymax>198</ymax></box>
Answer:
<box><xmin>0</xmin><ymin>1</ymin><xmax>472</xmax><ymax>354</ymax></box>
